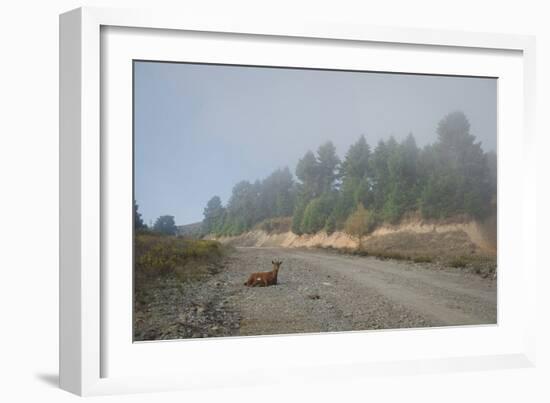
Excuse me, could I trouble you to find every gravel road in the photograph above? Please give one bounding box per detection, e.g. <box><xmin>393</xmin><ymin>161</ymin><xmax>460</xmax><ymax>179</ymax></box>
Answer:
<box><xmin>135</xmin><ymin>246</ymin><xmax>497</xmax><ymax>340</ymax></box>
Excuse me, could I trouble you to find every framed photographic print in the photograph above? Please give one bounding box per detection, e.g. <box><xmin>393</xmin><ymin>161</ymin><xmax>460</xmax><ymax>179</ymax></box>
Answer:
<box><xmin>60</xmin><ymin>7</ymin><xmax>537</xmax><ymax>396</ymax></box>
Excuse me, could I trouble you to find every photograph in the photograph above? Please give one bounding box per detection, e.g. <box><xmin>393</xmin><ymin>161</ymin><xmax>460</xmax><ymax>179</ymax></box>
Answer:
<box><xmin>132</xmin><ymin>61</ymin><xmax>497</xmax><ymax>342</ymax></box>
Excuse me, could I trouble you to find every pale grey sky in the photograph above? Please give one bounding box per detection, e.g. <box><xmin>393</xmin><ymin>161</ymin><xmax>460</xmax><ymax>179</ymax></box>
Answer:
<box><xmin>134</xmin><ymin>61</ymin><xmax>496</xmax><ymax>226</ymax></box>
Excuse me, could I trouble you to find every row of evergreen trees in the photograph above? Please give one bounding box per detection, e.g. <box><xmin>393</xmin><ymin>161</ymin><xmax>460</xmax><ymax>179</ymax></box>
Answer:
<box><xmin>203</xmin><ymin>111</ymin><xmax>496</xmax><ymax>237</ymax></box>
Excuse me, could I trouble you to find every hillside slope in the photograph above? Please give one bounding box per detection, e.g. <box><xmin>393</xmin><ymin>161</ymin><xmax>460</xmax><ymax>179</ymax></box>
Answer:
<box><xmin>176</xmin><ymin>221</ymin><xmax>203</xmax><ymax>238</ymax></box>
<box><xmin>210</xmin><ymin>214</ymin><xmax>497</xmax><ymax>260</ymax></box>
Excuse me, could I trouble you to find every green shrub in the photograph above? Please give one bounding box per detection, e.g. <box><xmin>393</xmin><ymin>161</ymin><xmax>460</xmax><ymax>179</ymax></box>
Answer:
<box><xmin>301</xmin><ymin>194</ymin><xmax>335</xmax><ymax>234</ymax></box>
<box><xmin>344</xmin><ymin>203</ymin><xmax>376</xmax><ymax>243</ymax></box>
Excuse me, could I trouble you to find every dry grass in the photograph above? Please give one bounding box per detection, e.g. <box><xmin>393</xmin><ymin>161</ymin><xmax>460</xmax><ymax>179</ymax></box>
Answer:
<box><xmin>316</xmin><ymin>239</ymin><xmax>495</xmax><ymax>278</ymax></box>
<box><xmin>135</xmin><ymin>232</ymin><xmax>228</xmax><ymax>282</ymax></box>
<box><xmin>446</xmin><ymin>254</ymin><xmax>496</xmax><ymax>277</ymax></box>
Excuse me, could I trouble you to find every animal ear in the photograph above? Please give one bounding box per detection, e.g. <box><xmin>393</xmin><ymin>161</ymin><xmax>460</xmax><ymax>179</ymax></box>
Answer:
<box><xmin>272</xmin><ymin>260</ymin><xmax>275</xmax><ymax>264</ymax></box>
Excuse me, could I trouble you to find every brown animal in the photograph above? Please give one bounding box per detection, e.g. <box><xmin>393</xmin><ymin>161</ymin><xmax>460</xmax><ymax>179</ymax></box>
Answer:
<box><xmin>244</xmin><ymin>260</ymin><xmax>283</xmax><ymax>287</ymax></box>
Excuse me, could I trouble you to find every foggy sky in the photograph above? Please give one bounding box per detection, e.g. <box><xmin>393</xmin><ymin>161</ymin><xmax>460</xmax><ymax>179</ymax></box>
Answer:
<box><xmin>134</xmin><ymin>61</ymin><xmax>497</xmax><ymax>226</ymax></box>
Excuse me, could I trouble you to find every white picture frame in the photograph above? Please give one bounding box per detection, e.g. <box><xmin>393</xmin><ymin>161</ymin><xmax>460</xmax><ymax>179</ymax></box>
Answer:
<box><xmin>59</xmin><ymin>6</ymin><xmax>537</xmax><ymax>396</ymax></box>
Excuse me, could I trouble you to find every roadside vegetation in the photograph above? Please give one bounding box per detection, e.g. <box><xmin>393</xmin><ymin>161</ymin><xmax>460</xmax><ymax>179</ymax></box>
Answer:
<box><xmin>134</xmin><ymin>231</ymin><xmax>232</xmax><ymax>322</ymax></box>
<box><xmin>318</xmin><ymin>244</ymin><xmax>496</xmax><ymax>278</ymax></box>
<box><xmin>133</xmin><ymin>231</ymin><xmax>238</xmax><ymax>340</ymax></box>
<box><xmin>135</xmin><ymin>232</ymin><xmax>227</xmax><ymax>282</ymax></box>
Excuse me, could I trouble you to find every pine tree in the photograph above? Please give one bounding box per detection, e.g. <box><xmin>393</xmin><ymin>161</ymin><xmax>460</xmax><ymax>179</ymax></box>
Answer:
<box><xmin>420</xmin><ymin>111</ymin><xmax>493</xmax><ymax>219</ymax></box>
<box><xmin>202</xmin><ymin>196</ymin><xmax>225</xmax><ymax>235</ymax></box>
<box><xmin>295</xmin><ymin>150</ymin><xmax>320</xmax><ymax>198</ymax></box>
<box><xmin>316</xmin><ymin>141</ymin><xmax>340</xmax><ymax>193</ymax></box>
<box><xmin>335</xmin><ymin>135</ymin><xmax>372</xmax><ymax>224</ymax></box>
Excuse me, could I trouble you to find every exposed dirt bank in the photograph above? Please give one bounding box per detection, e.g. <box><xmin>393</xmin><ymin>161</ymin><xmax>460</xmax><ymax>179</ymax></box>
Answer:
<box><xmin>211</xmin><ymin>215</ymin><xmax>497</xmax><ymax>259</ymax></box>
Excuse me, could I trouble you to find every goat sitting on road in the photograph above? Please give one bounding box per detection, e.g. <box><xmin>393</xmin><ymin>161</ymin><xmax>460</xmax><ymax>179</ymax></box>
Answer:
<box><xmin>244</xmin><ymin>260</ymin><xmax>282</xmax><ymax>287</ymax></box>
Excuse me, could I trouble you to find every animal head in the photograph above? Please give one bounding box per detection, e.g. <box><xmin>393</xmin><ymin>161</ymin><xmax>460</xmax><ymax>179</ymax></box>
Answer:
<box><xmin>272</xmin><ymin>260</ymin><xmax>283</xmax><ymax>270</ymax></box>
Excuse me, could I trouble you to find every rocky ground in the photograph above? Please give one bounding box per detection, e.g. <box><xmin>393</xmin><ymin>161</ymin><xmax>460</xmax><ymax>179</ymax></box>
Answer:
<box><xmin>134</xmin><ymin>247</ymin><xmax>497</xmax><ymax>341</ymax></box>
<box><xmin>133</xmin><ymin>261</ymin><xmax>241</xmax><ymax>340</ymax></box>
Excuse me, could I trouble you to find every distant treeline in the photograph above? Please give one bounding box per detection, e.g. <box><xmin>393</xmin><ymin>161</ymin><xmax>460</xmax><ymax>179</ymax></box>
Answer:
<box><xmin>202</xmin><ymin>111</ymin><xmax>496</xmax><ymax>238</ymax></box>
<box><xmin>134</xmin><ymin>203</ymin><xmax>178</xmax><ymax>235</ymax></box>
<box><xmin>136</xmin><ymin>111</ymin><xmax>497</xmax><ymax>238</ymax></box>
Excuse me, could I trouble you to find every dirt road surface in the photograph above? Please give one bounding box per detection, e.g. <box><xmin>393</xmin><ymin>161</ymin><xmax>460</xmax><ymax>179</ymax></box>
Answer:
<box><xmin>135</xmin><ymin>246</ymin><xmax>497</xmax><ymax>340</ymax></box>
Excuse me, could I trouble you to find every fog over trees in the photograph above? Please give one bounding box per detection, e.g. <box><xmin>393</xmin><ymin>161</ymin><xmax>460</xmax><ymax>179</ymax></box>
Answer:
<box><xmin>200</xmin><ymin>111</ymin><xmax>496</xmax><ymax>237</ymax></box>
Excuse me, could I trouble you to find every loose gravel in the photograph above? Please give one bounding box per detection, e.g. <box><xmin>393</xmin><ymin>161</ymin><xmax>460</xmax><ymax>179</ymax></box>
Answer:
<box><xmin>134</xmin><ymin>247</ymin><xmax>496</xmax><ymax>341</ymax></box>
